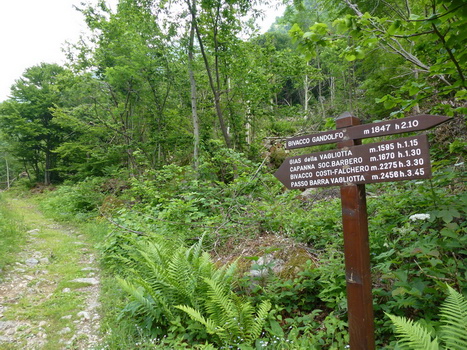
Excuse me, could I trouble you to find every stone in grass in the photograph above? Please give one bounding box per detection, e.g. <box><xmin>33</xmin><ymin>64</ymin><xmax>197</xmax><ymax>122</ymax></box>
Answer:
<box><xmin>25</xmin><ymin>258</ymin><xmax>39</xmax><ymax>266</ymax></box>
<box><xmin>69</xmin><ymin>278</ymin><xmax>99</xmax><ymax>285</ymax></box>
<box><xmin>81</xmin><ymin>267</ymin><xmax>99</xmax><ymax>272</ymax></box>
<box><xmin>0</xmin><ymin>321</ymin><xmax>17</xmax><ymax>331</ymax></box>
<box><xmin>58</xmin><ymin>327</ymin><xmax>72</xmax><ymax>335</ymax></box>
<box><xmin>77</xmin><ymin>311</ymin><xmax>90</xmax><ymax>320</ymax></box>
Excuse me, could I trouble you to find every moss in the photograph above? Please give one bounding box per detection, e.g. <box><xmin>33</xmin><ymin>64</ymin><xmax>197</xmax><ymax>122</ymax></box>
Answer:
<box><xmin>275</xmin><ymin>246</ymin><xmax>317</xmax><ymax>280</ymax></box>
<box><xmin>214</xmin><ymin>234</ymin><xmax>318</xmax><ymax>283</ymax></box>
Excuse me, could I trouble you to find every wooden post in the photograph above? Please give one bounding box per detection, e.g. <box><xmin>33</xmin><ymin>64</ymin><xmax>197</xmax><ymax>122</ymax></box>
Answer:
<box><xmin>336</xmin><ymin>113</ymin><xmax>375</xmax><ymax>350</ymax></box>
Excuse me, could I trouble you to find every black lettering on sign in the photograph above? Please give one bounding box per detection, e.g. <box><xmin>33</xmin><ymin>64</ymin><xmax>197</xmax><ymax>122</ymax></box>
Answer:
<box><xmin>275</xmin><ymin>135</ymin><xmax>431</xmax><ymax>189</ymax></box>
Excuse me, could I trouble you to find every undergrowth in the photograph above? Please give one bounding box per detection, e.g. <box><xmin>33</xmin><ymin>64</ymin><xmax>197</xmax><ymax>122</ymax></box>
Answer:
<box><xmin>35</xmin><ymin>147</ymin><xmax>466</xmax><ymax>349</ymax></box>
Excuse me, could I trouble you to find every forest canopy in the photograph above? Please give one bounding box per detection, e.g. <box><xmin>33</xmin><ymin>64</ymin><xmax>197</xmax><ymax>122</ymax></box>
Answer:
<box><xmin>0</xmin><ymin>0</ymin><xmax>464</xmax><ymax>183</ymax></box>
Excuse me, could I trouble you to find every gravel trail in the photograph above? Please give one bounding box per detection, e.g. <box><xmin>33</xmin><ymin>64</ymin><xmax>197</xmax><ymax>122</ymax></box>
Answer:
<box><xmin>0</xmin><ymin>198</ymin><xmax>101</xmax><ymax>349</ymax></box>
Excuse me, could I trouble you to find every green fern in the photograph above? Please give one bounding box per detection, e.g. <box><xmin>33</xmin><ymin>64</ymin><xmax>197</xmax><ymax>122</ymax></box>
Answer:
<box><xmin>176</xmin><ymin>276</ymin><xmax>271</xmax><ymax>346</ymax></box>
<box><xmin>176</xmin><ymin>304</ymin><xmax>223</xmax><ymax>335</ymax></box>
<box><xmin>116</xmin><ymin>233</ymin><xmax>244</xmax><ymax>343</ymax></box>
<box><xmin>387</xmin><ymin>285</ymin><xmax>467</xmax><ymax>350</ymax></box>
<box><xmin>117</xmin><ymin>277</ymin><xmax>165</xmax><ymax>328</ymax></box>
<box><xmin>387</xmin><ymin>314</ymin><xmax>440</xmax><ymax>350</ymax></box>
<box><xmin>440</xmin><ymin>285</ymin><xmax>467</xmax><ymax>349</ymax></box>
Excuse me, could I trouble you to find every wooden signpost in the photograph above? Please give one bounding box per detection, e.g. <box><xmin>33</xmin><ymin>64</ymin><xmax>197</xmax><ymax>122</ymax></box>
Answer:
<box><xmin>274</xmin><ymin>113</ymin><xmax>450</xmax><ymax>350</ymax></box>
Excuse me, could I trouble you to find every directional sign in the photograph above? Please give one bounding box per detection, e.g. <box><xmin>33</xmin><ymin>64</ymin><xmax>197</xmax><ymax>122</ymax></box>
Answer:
<box><xmin>276</xmin><ymin>113</ymin><xmax>449</xmax><ymax>349</ymax></box>
<box><xmin>275</xmin><ymin>135</ymin><xmax>431</xmax><ymax>189</ymax></box>
<box><xmin>286</xmin><ymin>115</ymin><xmax>450</xmax><ymax>149</ymax></box>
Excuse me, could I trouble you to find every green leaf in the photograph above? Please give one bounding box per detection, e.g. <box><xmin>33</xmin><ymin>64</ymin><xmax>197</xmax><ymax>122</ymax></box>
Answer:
<box><xmin>438</xmin><ymin>209</ymin><xmax>460</xmax><ymax>223</ymax></box>
<box><xmin>409</xmin><ymin>14</ymin><xmax>422</xmax><ymax>20</ymax></box>
<box><xmin>375</xmin><ymin>95</ymin><xmax>388</xmax><ymax>103</ymax></box>
<box><xmin>440</xmin><ymin>227</ymin><xmax>458</xmax><ymax>239</ymax></box>
<box><xmin>440</xmin><ymin>285</ymin><xmax>467</xmax><ymax>350</ymax></box>
<box><xmin>384</xmin><ymin>99</ymin><xmax>397</xmax><ymax>109</ymax></box>
<box><xmin>409</xmin><ymin>84</ymin><xmax>422</xmax><ymax>96</ymax></box>
<box><xmin>333</xmin><ymin>18</ymin><xmax>349</xmax><ymax>33</ymax></box>
<box><xmin>268</xmin><ymin>319</ymin><xmax>284</xmax><ymax>337</ymax></box>
<box><xmin>345</xmin><ymin>54</ymin><xmax>357</xmax><ymax>61</ymax></box>
<box><xmin>289</xmin><ymin>23</ymin><xmax>304</xmax><ymax>42</ymax></box>
<box><xmin>309</xmin><ymin>22</ymin><xmax>328</xmax><ymax>35</ymax></box>
<box><xmin>387</xmin><ymin>313</ymin><xmax>440</xmax><ymax>350</ymax></box>
<box><xmin>355</xmin><ymin>48</ymin><xmax>365</xmax><ymax>59</ymax></box>
<box><xmin>392</xmin><ymin>287</ymin><xmax>407</xmax><ymax>296</ymax></box>
<box><xmin>387</xmin><ymin>21</ymin><xmax>401</xmax><ymax>35</ymax></box>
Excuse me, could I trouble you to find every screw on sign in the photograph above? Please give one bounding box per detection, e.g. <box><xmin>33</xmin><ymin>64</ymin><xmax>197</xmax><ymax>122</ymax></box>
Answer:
<box><xmin>275</xmin><ymin>113</ymin><xmax>450</xmax><ymax>350</ymax></box>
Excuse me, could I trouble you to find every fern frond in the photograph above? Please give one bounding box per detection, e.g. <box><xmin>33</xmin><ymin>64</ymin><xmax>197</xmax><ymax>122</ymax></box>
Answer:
<box><xmin>136</xmin><ymin>276</ymin><xmax>174</xmax><ymax>320</ymax></box>
<box><xmin>214</xmin><ymin>260</ymin><xmax>237</xmax><ymax>286</ymax></box>
<box><xmin>166</xmin><ymin>248</ymin><xmax>198</xmax><ymax>304</ymax></box>
<box><xmin>138</xmin><ymin>250</ymin><xmax>170</xmax><ymax>280</ymax></box>
<box><xmin>132</xmin><ymin>249</ymin><xmax>178</xmax><ymax>306</ymax></box>
<box><xmin>117</xmin><ymin>277</ymin><xmax>161</xmax><ymax>321</ymax></box>
<box><xmin>141</xmin><ymin>240</ymin><xmax>174</xmax><ymax>267</ymax></box>
<box><xmin>187</xmin><ymin>234</ymin><xmax>204</xmax><ymax>260</ymax></box>
<box><xmin>203</xmin><ymin>277</ymin><xmax>236</xmax><ymax>331</ymax></box>
<box><xmin>248</xmin><ymin>300</ymin><xmax>271</xmax><ymax>341</ymax></box>
<box><xmin>387</xmin><ymin>313</ymin><xmax>440</xmax><ymax>350</ymax></box>
<box><xmin>440</xmin><ymin>285</ymin><xmax>467</xmax><ymax>350</ymax></box>
<box><xmin>176</xmin><ymin>304</ymin><xmax>221</xmax><ymax>335</ymax></box>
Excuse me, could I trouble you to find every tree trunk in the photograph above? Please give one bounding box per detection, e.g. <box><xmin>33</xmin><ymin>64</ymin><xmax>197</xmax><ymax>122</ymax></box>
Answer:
<box><xmin>188</xmin><ymin>20</ymin><xmax>200</xmax><ymax>171</ymax></box>
<box><xmin>304</xmin><ymin>68</ymin><xmax>309</xmax><ymax>113</ymax></box>
<box><xmin>44</xmin><ymin>149</ymin><xmax>51</xmax><ymax>185</ymax></box>
<box><xmin>5</xmin><ymin>157</ymin><xmax>10</xmax><ymax>189</ymax></box>
<box><xmin>186</xmin><ymin>0</ymin><xmax>232</xmax><ymax>149</ymax></box>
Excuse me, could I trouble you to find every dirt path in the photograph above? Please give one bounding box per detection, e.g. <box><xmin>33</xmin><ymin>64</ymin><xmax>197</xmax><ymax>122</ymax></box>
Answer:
<box><xmin>0</xmin><ymin>197</ymin><xmax>101</xmax><ymax>349</ymax></box>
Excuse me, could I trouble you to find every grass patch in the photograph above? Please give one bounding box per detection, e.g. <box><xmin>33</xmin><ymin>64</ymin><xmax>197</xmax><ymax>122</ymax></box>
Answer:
<box><xmin>0</xmin><ymin>193</ymin><xmax>27</xmax><ymax>272</ymax></box>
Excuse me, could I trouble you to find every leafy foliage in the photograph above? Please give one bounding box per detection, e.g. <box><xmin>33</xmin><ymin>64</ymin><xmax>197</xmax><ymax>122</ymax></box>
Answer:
<box><xmin>387</xmin><ymin>285</ymin><xmax>467</xmax><ymax>350</ymax></box>
<box><xmin>40</xmin><ymin>177</ymin><xmax>108</xmax><ymax>221</ymax></box>
<box><xmin>439</xmin><ymin>286</ymin><xmax>467</xmax><ymax>349</ymax></box>
<box><xmin>0</xmin><ymin>63</ymin><xmax>71</xmax><ymax>184</ymax></box>
<box><xmin>177</xmin><ymin>278</ymin><xmax>271</xmax><ymax>346</ymax></box>
<box><xmin>113</xmin><ymin>233</ymin><xmax>272</xmax><ymax>347</ymax></box>
<box><xmin>388</xmin><ymin>313</ymin><xmax>440</xmax><ymax>350</ymax></box>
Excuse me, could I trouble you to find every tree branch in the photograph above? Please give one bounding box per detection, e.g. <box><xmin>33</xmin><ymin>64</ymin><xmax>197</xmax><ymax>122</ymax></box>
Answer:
<box><xmin>430</xmin><ymin>20</ymin><xmax>465</xmax><ymax>87</ymax></box>
<box><xmin>407</xmin><ymin>3</ymin><xmax>467</xmax><ymax>22</ymax></box>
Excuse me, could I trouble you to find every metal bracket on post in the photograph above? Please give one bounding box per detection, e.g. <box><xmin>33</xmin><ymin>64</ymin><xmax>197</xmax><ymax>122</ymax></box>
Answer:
<box><xmin>336</xmin><ymin>113</ymin><xmax>375</xmax><ymax>350</ymax></box>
